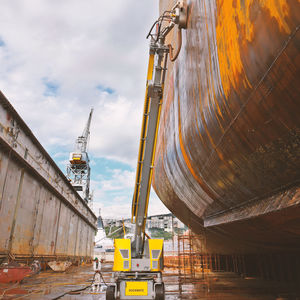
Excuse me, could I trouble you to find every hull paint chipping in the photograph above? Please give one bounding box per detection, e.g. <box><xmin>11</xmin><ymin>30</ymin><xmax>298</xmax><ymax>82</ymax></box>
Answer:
<box><xmin>0</xmin><ymin>91</ymin><xmax>97</xmax><ymax>261</ymax></box>
<box><xmin>153</xmin><ymin>0</ymin><xmax>300</xmax><ymax>253</ymax></box>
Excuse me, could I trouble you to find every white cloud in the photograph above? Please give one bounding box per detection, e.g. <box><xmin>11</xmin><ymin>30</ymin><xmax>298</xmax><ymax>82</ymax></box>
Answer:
<box><xmin>93</xmin><ymin>201</ymin><xmax>131</xmax><ymax>219</ymax></box>
<box><xmin>90</xmin><ymin>96</ymin><xmax>142</xmax><ymax>166</ymax></box>
<box><xmin>52</xmin><ymin>152</ymin><xmax>67</xmax><ymax>158</ymax></box>
<box><xmin>92</xmin><ymin>192</ymin><xmax>169</xmax><ymax>219</ymax></box>
<box><xmin>93</xmin><ymin>168</ymin><xmax>135</xmax><ymax>192</ymax></box>
<box><xmin>0</xmin><ymin>0</ymin><xmax>158</xmax><ymax>165</ymax></box>
<box><xmin>0</xmin><ymin>0</ymin><xmax>171</xmax><ymax>222</ymax></box>
<box><xmin>147</xmin><ymin>190</ymin><xmax>170</xmax><ymax>216</ymax></box>
<box><xmin>92</xmin><ymin>185</ymin><xmax>170</xmax><ymax>219</ymax></box>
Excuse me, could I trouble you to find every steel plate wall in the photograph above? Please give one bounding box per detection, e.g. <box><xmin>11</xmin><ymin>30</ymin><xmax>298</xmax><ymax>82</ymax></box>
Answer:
<box><xmin>0</xmin><ymin>92</ymin><xmax>96</xmax><ymax>261</ymax></box>
<box><xmin>153</xmin><ymin>0</ymin><xmax>300</xmax><ymax>252</ymax></box>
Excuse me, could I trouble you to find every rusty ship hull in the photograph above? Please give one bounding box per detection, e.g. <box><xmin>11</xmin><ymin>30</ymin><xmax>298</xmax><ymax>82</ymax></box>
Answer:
<box><xmin>153</xmin><ymin>0</ymin><xmax>300</xmax><ymax>254</ymax></box>
<box><xmin>0</xmin><ymin>92</ymin><xmax>96</xmax><ymax>264</ymax></box>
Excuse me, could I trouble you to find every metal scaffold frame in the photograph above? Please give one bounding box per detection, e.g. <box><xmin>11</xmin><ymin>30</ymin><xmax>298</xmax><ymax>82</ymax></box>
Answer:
<box><xmin>66</xmin><ymin>163</ymin><xmax>90</xmax><ymax>193</ymax></box>
<box><xmin>177</xmin><ymin>230</ymin><xmax>210</xmax><ymax>296</ymax></box>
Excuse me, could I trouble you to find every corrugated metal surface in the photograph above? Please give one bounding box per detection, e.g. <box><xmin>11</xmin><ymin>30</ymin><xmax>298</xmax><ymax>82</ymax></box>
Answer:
<box><xmin>153</xmin><ymin>0</ymin><xmax>300</xmax><ymax>253</ymax></box>
<box><xmin>0</xmin><ymin>91</ymin><xmax>96</xmax><ymax>261</ymax></box>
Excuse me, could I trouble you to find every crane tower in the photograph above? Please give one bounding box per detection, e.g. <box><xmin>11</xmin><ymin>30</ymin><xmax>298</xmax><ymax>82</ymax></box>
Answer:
<box><xmin>67</xmin><ymin>108</ymin><xmax>93</xmax><ymax>203</ymax></box>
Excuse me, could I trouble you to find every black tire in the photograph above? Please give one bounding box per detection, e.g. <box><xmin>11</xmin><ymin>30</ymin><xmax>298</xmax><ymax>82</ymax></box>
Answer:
<box><xmin>155</xmin><ymin>283</ymin><xmax>165</xmax><ymax>300</ymax></box>
<box><xmin>106</xmin><ymin>285</ymin><xmax>115</xmax><ymax>300</ymax></box>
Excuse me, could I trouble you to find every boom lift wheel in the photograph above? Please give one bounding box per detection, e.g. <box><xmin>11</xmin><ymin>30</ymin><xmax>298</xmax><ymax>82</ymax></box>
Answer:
<box><xmin>155</xmin><ymin>283</ymin><xmax>165</xmax><ymax>300</ymax></box>
<box><xmin>106</xmin><ymin>285</ymin><xmax>115</xmax><ymax>300</ymax></box>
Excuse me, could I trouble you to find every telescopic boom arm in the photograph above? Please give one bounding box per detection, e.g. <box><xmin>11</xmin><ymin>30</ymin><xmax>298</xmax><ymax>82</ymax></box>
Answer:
<box><xmin>131</xmin><ymin>0</ymin><xmax>187</xmax><ymax>258</ymax></box>
<box><xmin>107</xmin><ymin>2</ymin><xmax>187</xmax><ymax>299</ymax></box>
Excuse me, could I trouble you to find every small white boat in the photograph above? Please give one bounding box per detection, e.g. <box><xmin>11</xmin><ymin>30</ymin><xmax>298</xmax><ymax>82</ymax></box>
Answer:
<box><xmin>48</xmin><ymin>261</ymin><xmax>72</xmax><ymax>272</ymax></box>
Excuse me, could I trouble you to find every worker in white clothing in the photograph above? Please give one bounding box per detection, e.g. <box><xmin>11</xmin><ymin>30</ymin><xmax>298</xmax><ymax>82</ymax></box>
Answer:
<box><xmin>92</xmin><ymin>258</ymin><xmax>104</xmax><ymax>292</ymax></box>
<box><xmin>93</xmin><ymin>257</ymin><xmax>101</xmax><ymax>271</ymax></box>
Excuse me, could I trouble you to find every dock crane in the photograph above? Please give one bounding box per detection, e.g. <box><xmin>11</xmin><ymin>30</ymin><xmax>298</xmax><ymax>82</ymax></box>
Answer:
<box><xmin>106</xmin><ymin>2</ymin><xmax>187</xmax><ymax>299</ymax></box>
<box><xmin>67</xmin><ymin>108</ymin><xmax>93</xmax><ymax>203</ymax></box>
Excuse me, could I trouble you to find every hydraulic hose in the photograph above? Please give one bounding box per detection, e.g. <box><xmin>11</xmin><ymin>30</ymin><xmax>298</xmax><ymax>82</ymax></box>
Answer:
<box><xmin>51</xmin><ymin>270</ymin><xmax>107</xmax><ymax>299</ymax></box>
<box><xmin>94</xmin><ymin>270</ymin><xmax>107</xmax><ymax>286</ymax></box>
<box><xmin>51</xmin><ymin>284</ymin><xmax>91</xmax><ymax>300</ymax></box>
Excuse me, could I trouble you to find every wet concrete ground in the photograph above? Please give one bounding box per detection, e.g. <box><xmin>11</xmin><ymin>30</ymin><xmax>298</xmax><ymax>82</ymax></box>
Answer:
<box><xmin>0</xmin><ymin>262</ymin><xmax>299</xmax><ymax>299</ymax></box>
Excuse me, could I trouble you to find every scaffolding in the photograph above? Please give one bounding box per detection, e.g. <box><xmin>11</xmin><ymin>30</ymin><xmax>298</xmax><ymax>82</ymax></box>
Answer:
<box><xmin>177</xmin><ymin>230</ymin><xmax>210</xmax><ymax>296</ymax></box>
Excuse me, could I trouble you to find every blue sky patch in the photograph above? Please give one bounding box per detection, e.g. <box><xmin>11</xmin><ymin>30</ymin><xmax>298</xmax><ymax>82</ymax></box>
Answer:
<box><xmin>92</xmin><ymin>156</ymin><xmax>133</xmax><ymax>176</ymax></box>
<box><xmin>0</xmin><ymin>37</ymin><xmax>5</xmax><ymax>47</ymax></box>
<box><xmin>43</xmin><ymin>78</ymin><xmax>60</xmax><ymax>96</ymax></box>
<box><xmin>50</xmin><ymin>150</ymin><xmax>133</xmax><ymax>200</ymax></box>
<box><xmin>47</xmin><ymin>147</ymin><xmax>167</xmax><ymax>217</ymax></box>
<box><xmin>96</xmin><ymin>84</ymin><xmax>115</xmax><ymax>94</ymax></box>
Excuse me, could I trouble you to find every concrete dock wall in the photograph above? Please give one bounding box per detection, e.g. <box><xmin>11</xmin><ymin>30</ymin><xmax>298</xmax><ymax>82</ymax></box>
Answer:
<box><xmin>0</xmin><ymin>91</ymin><xmax>97</xmax><ymax>262</ymax></box>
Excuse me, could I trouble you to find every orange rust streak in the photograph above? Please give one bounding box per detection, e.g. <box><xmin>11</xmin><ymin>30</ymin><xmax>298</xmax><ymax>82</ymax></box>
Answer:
<box><xmin>216</xmin><ymin>0</ymin><xmax>290</xmax><ymax>98</ymax></box>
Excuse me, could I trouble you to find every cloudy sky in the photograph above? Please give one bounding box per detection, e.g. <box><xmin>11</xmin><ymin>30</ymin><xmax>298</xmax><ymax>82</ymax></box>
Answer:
<box><xmin>0</xmin><ymin>0</ymin><xmax>170</xmax><ymax>218</ymax></box>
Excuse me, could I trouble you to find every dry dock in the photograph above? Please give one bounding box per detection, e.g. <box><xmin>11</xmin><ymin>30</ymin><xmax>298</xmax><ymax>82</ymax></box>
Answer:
<box><xmin>0</xmin><ymin>261</ymin><xmax>299</xmax><ymax>299</ymax></box>
<box><xmin>1</xmin><ymin>0</ymin><xmax>300</xmax><ymax>296</ymax></box>
<box><xmin>0</xmin><ymin>91</ymin><xmax>96</xmax><ymax>264</ymax></box>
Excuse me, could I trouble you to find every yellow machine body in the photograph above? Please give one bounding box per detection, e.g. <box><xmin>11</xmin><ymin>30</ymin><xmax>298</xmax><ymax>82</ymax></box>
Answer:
<box><xmin>113</xmin><ymin>239</ymin><xmax>131</xmax><ymax>272</ymax></box>
<box><xmin>125</xmin><ymin>281</ymin><xmax>148</xmax><ymax>296</ymax></box>
<box><xmin>149</xmin><ymin>239</ymin><xmax>164</xmax><ymax>271</ymax></box>
<box><xmin>69</xmin><ymin>152</ymin><xmax>87</xmax><ymax>164</ymax></box>
<box><xmin>113</xmin><ymin>238</ymin><xmax>163</xmax><ymax>272</ymax></box>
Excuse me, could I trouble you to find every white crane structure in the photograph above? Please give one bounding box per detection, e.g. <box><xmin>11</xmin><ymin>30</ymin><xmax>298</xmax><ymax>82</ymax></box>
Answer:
<box><xmin>67</xmin><ymin>108</ymin><xmax>93</xmax><ymax>203</ymax></box>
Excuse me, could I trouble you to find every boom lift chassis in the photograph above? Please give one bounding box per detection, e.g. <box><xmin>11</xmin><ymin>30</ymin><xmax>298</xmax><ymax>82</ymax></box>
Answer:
<box><xmin>106</xmin><ymin>2</ymin><xmax>187</xmax><ymax>299</ymax></box>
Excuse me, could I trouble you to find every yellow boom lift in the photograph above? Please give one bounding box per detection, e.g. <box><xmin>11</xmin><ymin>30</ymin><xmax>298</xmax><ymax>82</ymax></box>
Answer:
<box><xmin>106</xmin><ymin>2</ymin><xmax>187</xmax><ymax>299</ymax></box>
